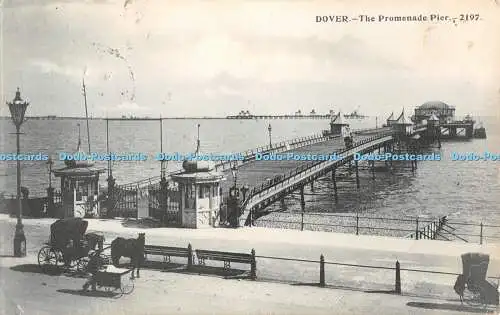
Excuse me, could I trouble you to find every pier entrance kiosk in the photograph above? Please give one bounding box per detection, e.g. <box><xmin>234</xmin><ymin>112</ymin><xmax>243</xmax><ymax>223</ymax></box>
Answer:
<box><xmin>392</xmin><ymin>110</ymin><xmax>414</xmax><ymax>138</ymax></box>
<box><xmin>171</xmin><ymin>160</ymin><xmax>225</xmax><ymax>228</ymax></box>
<box><xmin>329</xmin><ymin>111</ymin><xmax>350</xmax><ymax>137</ymax></box>
<box><xmin>53</xmin><ymin>145</ymin><xmax>105</xmax><ymax>219</ymax></box>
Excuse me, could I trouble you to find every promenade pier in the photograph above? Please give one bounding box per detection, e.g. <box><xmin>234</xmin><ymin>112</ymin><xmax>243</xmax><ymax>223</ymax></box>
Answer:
<box><xmin>1</xmin><ymin>103</ymin><xmax>488</xmax><ymax>241</ymax></box>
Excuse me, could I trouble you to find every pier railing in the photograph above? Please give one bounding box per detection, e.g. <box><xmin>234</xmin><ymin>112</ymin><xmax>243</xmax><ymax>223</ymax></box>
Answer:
<box><xmin>214</xmin><ymin>132</ymin><xmax>338</xmax><ymax>171</ymax></box>
<box><xmin>242</xmin><ymin>131</ymin><xmax>394</xmax><ymax>217</ymax></box>
<box><xmin>112</xmin><ymin>126</ymin><xmax>388</xmax><ymax>187</ymax></box>
<box><xmin>215</xmin><ymin>127</ymin><xmax>390</xmax><ymax>172</ymax></box>
<box><xmin>247</xmin><ymin>132</ymin><xmax>393</xmax><ymax>197</ymax></box>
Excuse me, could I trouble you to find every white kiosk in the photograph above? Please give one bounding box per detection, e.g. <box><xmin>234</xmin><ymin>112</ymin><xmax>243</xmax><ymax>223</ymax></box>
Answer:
<box><xmin>171</xmin><ymin>159</ymin><xmax>225</xmax><ymax>228</ymax></box>
<box><xmin>53</xmin><ymin>134</ymin><xmax>105</xmax><ymax>218</ymax></box>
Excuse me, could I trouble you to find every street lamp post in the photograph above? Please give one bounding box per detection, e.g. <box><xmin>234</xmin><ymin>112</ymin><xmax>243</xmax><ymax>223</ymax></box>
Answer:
<box><xmin>7</xmin><ymin>88</ymin><xmax>29</xmax><ymax>257</ymax></box>
<box><xmin>268</xmin><ymin>123</ymin><xmax>272</xmax><ymax>148</ymax></box>
<box><xmin>229</xmin><ymin>161</ymin><xmax>240</xmax><ymax>227</ymax></box>
<box><xmin>46</xmin><ymin>157</ymin><xmax>54</xmax><ymax>217</ymax></box>
<box><xmin>46</xmin><ymin>157</ymin><xmax>53</xmax><ymax>188</ymax></box>
<box><xmin>230</xmin><ymin>161</ymin><xmax>238</xmax><ymax>190</ymax></box>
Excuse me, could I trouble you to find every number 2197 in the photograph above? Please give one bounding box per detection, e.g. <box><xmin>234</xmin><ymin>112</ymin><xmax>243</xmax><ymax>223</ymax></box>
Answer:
<box><xmin>460</xmin><ymin>14</ymin><xmax>480</xmax><ymax>21</ymax></box>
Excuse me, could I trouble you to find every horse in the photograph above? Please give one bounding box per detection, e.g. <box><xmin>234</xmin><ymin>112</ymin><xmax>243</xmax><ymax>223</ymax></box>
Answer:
<box><xmin>454</xmin><ymin>274</ymin><xmax>466</xmax><ymax>304</ymax></box>
<box><xmin>110</xmin><ymin>233</ymin><xmax>145</xmax><ymax>279</ymax></box>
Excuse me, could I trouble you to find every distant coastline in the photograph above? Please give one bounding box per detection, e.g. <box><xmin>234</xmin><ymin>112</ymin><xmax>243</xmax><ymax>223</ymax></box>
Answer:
<box><xmin>0</xmin><ymin>116</ymin><xmax>228</xmax><ymax>120</ymax></box>
<box><xmin>0</xmin><ymin>114</ymin><xmax>492</xmax><ymax>120</ymax></box>
<box><xmin>0</xmin><ymin>115</ymin><xmax>333</xmax><ymax>120</ymax></box>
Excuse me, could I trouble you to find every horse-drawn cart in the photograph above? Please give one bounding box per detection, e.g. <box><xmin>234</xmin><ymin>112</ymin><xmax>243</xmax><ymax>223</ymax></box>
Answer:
<box><xmin>454</xmin><ymin>252</ymin><xmax>499</xmax><ymax>306</ymax></box>
<box><xmin>37</xmin><ymin>218</ymin><xmax>105</xmax><ymax>273</ymax></box>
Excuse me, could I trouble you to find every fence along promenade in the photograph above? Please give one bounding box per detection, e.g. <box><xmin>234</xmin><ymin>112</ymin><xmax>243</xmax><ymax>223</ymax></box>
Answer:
<box><xmin>138</xmin><ymin>240</ymin><xmax>500</xmax><ymax>299</ymax></box>
<box><xmin>241</xmin><ymin>132</ymin><xmax>394</xmax><ymax>225</ymax></box>
<box><xmin>253</xmin><ymin>253</ymin><xmax>500</xmax><ymax>297</ymax></box>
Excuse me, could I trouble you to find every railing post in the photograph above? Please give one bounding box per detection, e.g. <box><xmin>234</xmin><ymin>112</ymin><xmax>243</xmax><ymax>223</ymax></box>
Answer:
<box><xmin>356</xmin><ymin>214</ymin><xmax>359</xmax><ymax>235</ymax></box>
<box><xmin>395</xmin><ymin>260</ymin><xmax>401</xmax><ymax>294</ymax></box>
<box><xmin>480</xmin><ymin>222</ymin><xmax>483</xmax><ymax>245</ymax></box>
<box><xmin>319</xmin><ymin>254</ymin><xmax>325</xmax><ymax>287</ymax></box>
<box><xmin>250</xmin><ymin>248</ymin><xmax>257</xmax><ymax>280</ymax></box>
<box><xmin>187</xmin><ymin>243</ymin><xmax>193</xmax><ymax>269</ymax></box>
<box><xmin>300</xmin><ymin>186</ymin><xmax>305</xmax><ymax>231</ymax></box>
<box><xmin>415</xmin><ymin>218</ymin><xmax>419</xmax><ymax>240</ymax></box>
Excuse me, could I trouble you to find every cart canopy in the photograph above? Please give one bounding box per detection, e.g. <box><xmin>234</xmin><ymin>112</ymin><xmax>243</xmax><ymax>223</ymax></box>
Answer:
<box><xmin>50</xmin><ymin>218</ymin><xmax>89</xmax><ymax>248</ymax></box>
<box><xmin>461</xmin><ymin>252</ymin><xmax>489</xmax><ymax>281</ymax></box>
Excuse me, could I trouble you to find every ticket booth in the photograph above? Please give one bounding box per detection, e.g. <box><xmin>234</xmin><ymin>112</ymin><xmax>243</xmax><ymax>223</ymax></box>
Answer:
<box><xmin>53</xmin><ymin>151</ymin><xmax>105</xmax><ymax>218</ymax></box>
<box><xmin>392</xmin><ymin>109</ymin><xmax>414</xmax><ymax>136</ymax></box>
<box><xmin>171</xmin><ymin>159</ymin><xmax>225</xmax><ymax>228</ymax></box>
<box><xmin>330</xmin><ymin>111</ymin><xmax>350</xmax><ymax>137</ymax></box>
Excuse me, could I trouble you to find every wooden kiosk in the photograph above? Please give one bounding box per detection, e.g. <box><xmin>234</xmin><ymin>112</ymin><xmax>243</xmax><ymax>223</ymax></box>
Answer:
<box><xmin>171</xmin><ymin>159</ymin><xmax>225</xmax><ymax>228</ymax></box>
<box><xmin>53</xmin><ymin>143</ymin><xmax>105</xmax><ymax>218</ymax></box>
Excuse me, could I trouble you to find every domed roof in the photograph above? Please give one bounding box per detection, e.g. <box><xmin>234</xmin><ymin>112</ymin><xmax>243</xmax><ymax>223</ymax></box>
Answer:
<box><xmin>182</xmin><ymin>159</ymin><xmax>215</xmax><ymax>173</ymax></box>
<box><xmin>418</xmin><ymin>101</ymin><xmax>451</xmax><ymax>110</ymax></box>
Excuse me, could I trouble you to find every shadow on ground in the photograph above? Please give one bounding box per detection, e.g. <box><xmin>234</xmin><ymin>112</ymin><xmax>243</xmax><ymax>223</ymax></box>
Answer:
<box><xmin>118</xmin><ymin>260</ymin><xmax>250</xmax><ymax>279</ymax></box>
<box><xmin>120</xmin><ymin>218</ymin><xmax>163</xmax><ymax>229</ymax></box>
<box><xmin>163</xmin><ymin>264</ymin><xmax>249</xmax><ymax>279</ymax></box>
<box><xmin>57</xmin><ymin>289</ymin><xmax>120</xmax><ymax>298</ymax></box>
<box><xmin>407</xmin><ymin>301</ymin><xmax>496</xmax><ymax>313</ymax></box>
<box><xmin>10</xmin><ymin>264</ymin><xmax>87</xmax><ymax>278</ymax></box>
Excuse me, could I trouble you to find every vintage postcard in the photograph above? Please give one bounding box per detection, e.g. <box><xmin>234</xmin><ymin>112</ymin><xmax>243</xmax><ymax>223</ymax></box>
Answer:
<box><xmin>1</xmin><ymin>0</ymin><xmax>499</xmax><ymax>314</ymax></box>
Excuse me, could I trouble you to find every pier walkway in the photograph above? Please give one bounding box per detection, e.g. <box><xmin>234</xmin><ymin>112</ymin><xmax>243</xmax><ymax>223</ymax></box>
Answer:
<box><xmin>110</xmin><ymin>127</ymin><xmax>397</xmax><ymax>221</ymax></box>
<box><xmin>218</xmin><ymin>128</ymin><xmax>391</xmax><ymax>192</ymax></box>
<box><xmin>239</xmin><ymin>132</ymin><xmax>393</xmax><ymax>224</ymax></box>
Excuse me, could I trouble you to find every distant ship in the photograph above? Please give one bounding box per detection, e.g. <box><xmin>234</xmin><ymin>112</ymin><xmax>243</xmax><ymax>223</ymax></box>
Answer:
<box><xmin>344</xmin><ymin>110</ymin><xmax>367</xmax><ymax>119</ymax></box>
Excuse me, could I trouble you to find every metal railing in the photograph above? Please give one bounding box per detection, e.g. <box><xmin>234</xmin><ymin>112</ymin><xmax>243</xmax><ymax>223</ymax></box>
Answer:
<box><xmin>214</xmin><ymin>133</ymin><xmax>338</xmax><ymax>171</ymax></box>
<box><xmin>243</xmin><ymin>132</ymin><xmax>394</xmax><ymax>211</ymax></box>
<box><xmin>442</xmin><ymin>220</ymin><xmax>500</xmax><ymax>244</ymax></box>
<box><xmin>141</xmin><ymin>241</ymin><xmax>500</xmax><ymax>298</ymax></box>
<box><xmin>255</xmin><ymin>213</ymin><xmax>442</xmax><ymax>237</ymax></box>
<box><xmin>254</xmin><ymin>253</ymin><xmax>500</xmax><ymax>295</ymax></box>
<box><xmin>252</xmin><ymin>213</ymin><xmax>500</xmax><ymax>244</ymax></box>
<box><xmin>112</xmin><ymin>127</ymin><xmax>391</xmax><ymax>188</ymax></box>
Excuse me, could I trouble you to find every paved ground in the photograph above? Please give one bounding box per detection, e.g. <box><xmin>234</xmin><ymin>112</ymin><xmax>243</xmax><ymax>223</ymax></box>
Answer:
<box><xmin>2</xmin><ymin>259</ymin><xmax>496</xmax><ymax>315</ymax></box>
<box><xmin>1</xmin><ymin>215</ymin><xmax>499</xmax><ymax>314</ymax></box>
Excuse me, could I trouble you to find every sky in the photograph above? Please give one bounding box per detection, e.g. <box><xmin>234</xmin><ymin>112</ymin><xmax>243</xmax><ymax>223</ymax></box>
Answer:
<box><xmin>1</xmin><ymin>0</ymin><xmax>500</xmax><ymax>117</ymax></box>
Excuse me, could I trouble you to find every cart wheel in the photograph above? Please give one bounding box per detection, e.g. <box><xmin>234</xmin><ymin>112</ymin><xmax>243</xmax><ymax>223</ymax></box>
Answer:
<box><xmin>121</xmin><ymin>275</ymin><xmax>135</xmax><ymax>295</ymax></box>
<box><xmin>463</xmin><ymin>289</ymin><xmax>483</xmax><ymax>307</ymax></box>
<box><xmin>38</xmin><ymin>246</ymin><xmax>64</xmax><ymax>272</ymax></box>
<box><xmin>77</xmin><ymin>257</ymin><xmax>89</xmax><ymax>273</ymax></box>
<box><xmin>103</xmin><ymin>286</ymin><xmax>123</xmax><ymax>298</ymax></box>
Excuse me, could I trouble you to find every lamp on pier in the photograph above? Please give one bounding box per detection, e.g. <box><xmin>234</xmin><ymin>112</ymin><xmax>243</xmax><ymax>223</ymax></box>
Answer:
<box><xmin>241</xmin><ymin>185</ymin><xmax>249</xmax><ymax>201</ymax></box>
<box><xmin>7</xmin><ymin>88</ymin><xmax>29</xmax><ymax>257</ymax></box>
<box><xmin>268</xmin><ymin>123</ymin><xmax>272</xmax><ymax>148</ymax></box>
<box><xmin>230</xmin><ymin>161</ymin><xmax>238</xmax><ymax>192</ymax></box>
<box><xmin>46</xmin><ymin>157</ymin><xmax>55</xmax><ymax>217</ymax></box>
<box><xmin>228</xmin><ymin>161</ymin><xmax>240</xmax><ymax>227</ymax></box>
<box><xmin>46</xmin><ymin>157</ymin><xmax>53</xmax><ymax>188</ymax></box>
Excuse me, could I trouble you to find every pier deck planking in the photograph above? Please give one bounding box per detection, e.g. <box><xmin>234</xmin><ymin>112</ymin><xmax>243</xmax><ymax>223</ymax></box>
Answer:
<box><xmin>219</xmin><ymin>134</ymin><xmax>373</xmax><ymax>193</ymax></box>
